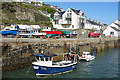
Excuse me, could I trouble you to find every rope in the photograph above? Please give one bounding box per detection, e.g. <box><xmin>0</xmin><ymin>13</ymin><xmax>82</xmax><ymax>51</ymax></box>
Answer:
<box><xmin>25</xmin><ymin>64</ymin><xmax>32</xmax><ymax>76</ymax></box>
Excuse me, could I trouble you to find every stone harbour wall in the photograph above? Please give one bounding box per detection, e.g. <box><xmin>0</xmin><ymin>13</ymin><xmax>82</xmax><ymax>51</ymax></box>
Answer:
<box><xmin>1</xmin><ymin>38</ymin><xmax>120</xmax><ymax>71</ymax></box>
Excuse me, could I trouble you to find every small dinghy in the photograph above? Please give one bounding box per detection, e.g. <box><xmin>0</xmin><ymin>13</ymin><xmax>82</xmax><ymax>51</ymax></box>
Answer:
<box><xmin>79</xmin><ymin>52</ymin><xmax>95</xmax><ymax>61</ymax></box>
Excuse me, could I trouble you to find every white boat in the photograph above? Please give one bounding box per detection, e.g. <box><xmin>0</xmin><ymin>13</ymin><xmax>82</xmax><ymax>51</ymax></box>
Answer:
<box><xmin>79</xmin><ymin>52</ymin><xmax>95</xmax><ymax>61</ymax></box>
<box><xmin>18</xmin><ymin>29</ymin><xmax>33</xmax><ymax>37</ymax></box>
<box><xmin>32</xmin><ymin>52</ymin><xmax>77</xmax><ymax>76</ymax></box>
<box><xmin>32</xmin><ymin>31</ymin><xmax>46</xmax><ymax>37</ymax></box>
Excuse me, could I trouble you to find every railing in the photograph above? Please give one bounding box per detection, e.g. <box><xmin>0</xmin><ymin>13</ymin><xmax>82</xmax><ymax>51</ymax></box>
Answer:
<box><xmin>61</xmin><ymin>21</ymin><xmax>71</xmax><ymax>24</ymax></box>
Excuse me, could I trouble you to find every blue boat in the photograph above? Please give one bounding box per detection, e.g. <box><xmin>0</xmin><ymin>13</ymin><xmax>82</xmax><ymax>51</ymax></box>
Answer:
<box><xmin>0</xmin><ymin>25</ymin><xmax>19</xmax><ymax>35</ymax></box>
<box><xmin>0</xmin><ymin>30</ymin><xmax>18</xmax><ymax>35</ymax></box>
<box><xmin>32</xmin><ymin>52</ymin><xmax>77</xmax><ymax>76</ymax></box>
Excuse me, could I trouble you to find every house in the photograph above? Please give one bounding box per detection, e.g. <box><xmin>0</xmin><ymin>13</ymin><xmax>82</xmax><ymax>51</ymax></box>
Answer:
<box><xmin>85</xmin><ymin>18</ymin><xmax>102</xmax><ymax>31</ymax></box>
<box><xmin>34</xmin><ymin>1</ymin><xmax>44</xmax><ymax>6</ymax></box>
<box><xmin>52</xmin><ymin>8</ymin><xmax>86</xmax><ymax>30</ymax></box>
<box><xmin>103</xmin><ymin>20</ymin><xmax>120</xmax><ymax>37</ymax></box>
<box><xmin>101</xmin><ymin>23</ymin><xmax>108</xmax><ymax>31</ymax></box>
<box><xmin>56</xmin><ymin>8</ymin><xmax>64</xmax><ymax>12</ymax></box>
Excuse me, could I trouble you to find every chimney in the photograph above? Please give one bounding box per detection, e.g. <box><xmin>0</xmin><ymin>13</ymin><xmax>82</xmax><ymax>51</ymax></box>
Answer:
<box><xmin>93</xmin><ymin>20</ymin><xmax>95</xmax><ymax>22</ymax></box>
<box><xmin>89</xmin><ymin>18</ymin><xmax>91</xmax><ymax>21</ymax></box>
<box><xmin>96</xmin><ymin>20</ymin><xmax>97</xmax><ymax>23</ymax></box>
<box><xmin>98</xmin><ymin>22</ymin><xmax>100</xmax><ymax>24</ymax></box>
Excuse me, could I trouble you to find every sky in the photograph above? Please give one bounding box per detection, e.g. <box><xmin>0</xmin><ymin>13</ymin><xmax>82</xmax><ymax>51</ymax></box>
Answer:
<box><xmin>38</xmin><ymin>0</ymin><xmax>119</xmax><ymax>25</ymax></box>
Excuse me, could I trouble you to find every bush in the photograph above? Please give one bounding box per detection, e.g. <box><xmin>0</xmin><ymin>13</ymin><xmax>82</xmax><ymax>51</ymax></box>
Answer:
<box><xmin>23</xmin><ymin>5</ymin><xmax>31</xmax><ymax>8</ymax></box>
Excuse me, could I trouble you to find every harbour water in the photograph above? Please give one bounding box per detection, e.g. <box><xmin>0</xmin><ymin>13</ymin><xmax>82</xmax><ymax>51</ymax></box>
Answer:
<box><xmin>2</xmin><ymin>48</ymin><xmax>119</xmax><ymax>78</ymax></box>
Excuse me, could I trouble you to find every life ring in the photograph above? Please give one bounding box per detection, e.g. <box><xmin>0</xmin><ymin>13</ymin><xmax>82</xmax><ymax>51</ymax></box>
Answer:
<box><xmin>82</xmin><ymin>54</ymin><xmax>85</xmax><ymax>58</ymax></box>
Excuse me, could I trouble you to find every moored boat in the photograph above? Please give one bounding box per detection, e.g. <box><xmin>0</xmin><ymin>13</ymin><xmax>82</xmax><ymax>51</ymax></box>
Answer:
<box><xmin>79</xmin><ymin>52</ymin><xmax>95</xmax><ymax>61</ymax></box>
<box><xmin>32</xmin><ymin>52</ymin><xmax>77</xmax><ymax>76</ymax></box>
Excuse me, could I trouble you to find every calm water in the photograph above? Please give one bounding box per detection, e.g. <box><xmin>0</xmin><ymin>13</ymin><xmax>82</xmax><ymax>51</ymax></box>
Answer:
<box><xmin>2</xmin><ymin>48</ymin><xmax>119</xmax><ymax>78</ymax></box>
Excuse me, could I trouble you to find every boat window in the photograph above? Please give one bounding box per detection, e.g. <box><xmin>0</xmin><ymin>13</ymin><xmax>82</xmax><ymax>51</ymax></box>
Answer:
<box><xmin>45</xmin><ymin>57</ymin><xmax>48</xmax><ymax>61</ymax></box>
<box><xmin>41</xmin><ymin>57</ymin><xmax>44</xmax><ymax>61</ymax></box>
<box><xmin>49</xmin><ymin>57</ymin><xmax>52</xmax><ymax>61</ymax></box>
<box><xmin>6</xmin><ymin>29</ymin><xmax>10</xmax><ymax>30</ymax></box>
<box><xmin>36</xmin><ymin>56</ymin><xmax>39</xmax><ymax>60</ymax></box>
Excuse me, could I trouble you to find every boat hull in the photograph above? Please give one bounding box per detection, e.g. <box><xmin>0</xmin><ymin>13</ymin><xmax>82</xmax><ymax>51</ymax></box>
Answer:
<box><xmin>0</xmin><ymin>30</ymin><xmax>18</xmax><ymax>35</ymax></box>
<box><xmin>79</xmin><ymin>56</ymin><xmax>95</xmax><ymax>61</ymax></box>
<box><xmin>32</xmin><ymin>63</ymin><xmax>77</xmax><ymax>76</ymax></box>
<box><xmin>32</xmin><ymin>33</ymin><xmax>46</xmax><ymax>37</ymax></box>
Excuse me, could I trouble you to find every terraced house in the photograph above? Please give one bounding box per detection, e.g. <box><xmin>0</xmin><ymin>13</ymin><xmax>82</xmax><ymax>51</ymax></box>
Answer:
<box><xmin>52</xmin><ymin>8</ymin><xmax>87</xmax><ymax>30</ymax></box>
<box><xmin>52</xmin><ymin>8</ymin><xmax>102</xmax><ymax>31</ymax></box>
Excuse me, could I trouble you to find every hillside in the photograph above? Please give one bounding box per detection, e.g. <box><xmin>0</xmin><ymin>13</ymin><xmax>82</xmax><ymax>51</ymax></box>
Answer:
<box><xmin>1</xmin><ymin>2</ymin><xmax>56</xmax><ymax>27</ymax></box>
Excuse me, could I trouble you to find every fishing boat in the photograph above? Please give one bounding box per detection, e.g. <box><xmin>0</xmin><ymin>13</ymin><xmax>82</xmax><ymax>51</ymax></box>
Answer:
<box><xmin>32</xmin><ymin>52</ymin><xmax>77</xmax><ymax>76</ymax></box>
<box><xmin>79</xmin><ymin>52</ymin><xmax>95</xmax><ymax>61</ymax></box>
<box><xmin>0</xmin><ymin>28</ymin><xmax>18</xmax><ymax>35</ymax></box>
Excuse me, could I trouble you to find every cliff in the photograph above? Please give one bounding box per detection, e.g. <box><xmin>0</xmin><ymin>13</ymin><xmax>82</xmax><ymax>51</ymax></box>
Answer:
<box><xmin>1</xmin><ymin>2</ymin><xmax>56</xmax><ymax>25</ymax></box>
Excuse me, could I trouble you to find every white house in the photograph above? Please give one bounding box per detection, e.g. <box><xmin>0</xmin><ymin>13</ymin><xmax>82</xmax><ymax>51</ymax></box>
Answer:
<box><xmin>85</xmin><ymin>19</ymin><xmax>102</xmax><ymax>31</ymax></box>
<box><xmin>52</xmin><ymin>8</ymin><xmax>86</xmax><ymax>30</ymax></box>
<box><xmin>103</xmin><ymin>20</ymin><xmax>120</xmax><ymax>37</ymax></box>
<box><xmin>34</xmin><ymin>1</ymin><xmax>44</xmax><ymax>6</ymax></box>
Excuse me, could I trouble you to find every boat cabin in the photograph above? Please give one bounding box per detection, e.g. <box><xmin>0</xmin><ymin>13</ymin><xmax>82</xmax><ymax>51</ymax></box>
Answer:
<box><xmin>34</xmin><ymin>53</ymin><xmax>57</xmax><ymax>66</ymax></box>
<box><xmin>82</xmin><ymin>52</ymin><xmax>90</xmax><ymax>55</ymax></box>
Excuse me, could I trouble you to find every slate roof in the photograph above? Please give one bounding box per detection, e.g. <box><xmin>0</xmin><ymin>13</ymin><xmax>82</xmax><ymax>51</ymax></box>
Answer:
<box><xmin>114</xmin><ymin>23</ymin><xmax>120</xmax><ymax>28</ymax></box>
<box><xmin>70</xmin><ymin>8</ymin><xmax>80</xmax><ymax>14</ymax></box>
<box><xmin>87</xmin><ymin>20</ymin><xmax>101</xmax><ymax>26</ymax></box>
<box><xmin>110</xmin><ymin>26</ymin><xmax>120</xmax><ymax>31</ymax></box>
<box><xmin>59</xmin><ymin>11</ymin><xmax>65</xmax><ymax>17</ymax></box>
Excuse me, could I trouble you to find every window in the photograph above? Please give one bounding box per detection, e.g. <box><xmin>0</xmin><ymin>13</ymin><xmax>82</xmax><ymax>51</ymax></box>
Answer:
<box><xmin>64</xmin><ymin>25</ymin><xmax>66</xmax><ymax>28</ymax></box>
<box><xmin>110</xmin><ymin>32</ymin><xmax>114</xmax><ymax>35</ymax></box>
<box><xmin>72</xmin><ymin>25</ymin><xmax>74</xmax><ymax>28</ymax></box>
<box><xmin>45</xmin><ymin>57</ymin><xmax>48</xmax><ymax>61</ymax></box>
<box><xmin>41</xmin><ymin>57</ymin><xmax>44</xmax><ymax>61</ymax></box>
<box><xmin>36</xmin><ymin>56</ymin><xmax>39</xmax><ymax>60</ymax></box>
<box><xmin>55</xmin><ymin>21</ymin><xmax>59</xmax><ymax>24</ymax></box>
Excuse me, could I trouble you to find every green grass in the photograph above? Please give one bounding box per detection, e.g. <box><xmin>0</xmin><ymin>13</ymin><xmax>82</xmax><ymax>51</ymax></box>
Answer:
<box><xmin>23</xmin><ymin>5</ymin><xmax>31</xmax><ymax>8</ymax></box>
<box><xmin>2</xmin><ymin>19</ymin><xmax>52</xmax><ymax>27</ymax></box>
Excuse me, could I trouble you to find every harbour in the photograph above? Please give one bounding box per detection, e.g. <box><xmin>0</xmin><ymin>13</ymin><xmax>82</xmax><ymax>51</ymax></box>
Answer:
<box><xmin>1</xmin><ymin>1</ymin><xmax>119</xmax><ymax>79</ymax></box>
<box><xmin>2</xmin><ymin>48</ymin><xmax>118</xmax><ymax>78</ymax></box>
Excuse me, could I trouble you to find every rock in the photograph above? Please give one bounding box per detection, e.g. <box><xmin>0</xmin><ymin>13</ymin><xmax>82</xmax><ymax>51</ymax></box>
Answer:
<box><xmin>15</xmin><ymin>7</ymin><xmax>35</xmax><ymax>22</ymax></box>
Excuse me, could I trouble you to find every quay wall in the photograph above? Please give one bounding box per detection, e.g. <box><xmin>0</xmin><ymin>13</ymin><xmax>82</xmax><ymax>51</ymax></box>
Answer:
<box><xmin>1</xmin><ymin>38</ymin><xmax>120</xmax><ymax>71</ymax></box>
